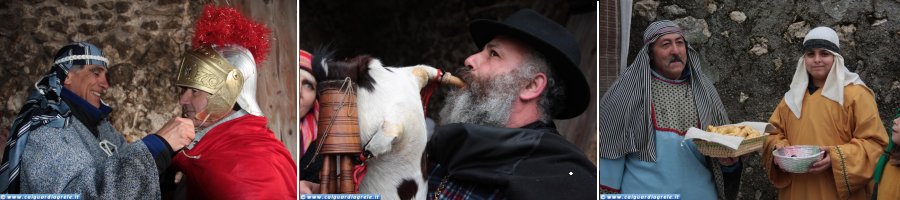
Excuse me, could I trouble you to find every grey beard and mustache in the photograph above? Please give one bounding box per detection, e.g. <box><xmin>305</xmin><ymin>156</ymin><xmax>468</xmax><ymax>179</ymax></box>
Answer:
<box><xmin>439</xmin><ymin>67</ymin><xmax>530</xmax><ymax>127</ymax></box>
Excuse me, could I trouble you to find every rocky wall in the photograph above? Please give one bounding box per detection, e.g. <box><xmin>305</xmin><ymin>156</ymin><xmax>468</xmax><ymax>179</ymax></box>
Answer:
<box><xmin>0</xmin><ymin>0</ymin><xmax>207</xmax><ymax>143</ymax></box>
<box><xmin>0</xmin><ymin>0</ymin><xmax>299</xmax><ymax>160</ymax></box>
<box><xmin>629</xmin><ymin>0</ymin><xmax>900</xmax><ymax>198</ymax></box>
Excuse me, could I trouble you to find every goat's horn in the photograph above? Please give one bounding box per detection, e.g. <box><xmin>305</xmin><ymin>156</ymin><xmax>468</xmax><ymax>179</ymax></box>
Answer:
<box><xmin>411</xmin><ymin>65</ymin><xmax>466</xmax><ymax>89</ymax></box>
<box><xmin>439</xmin><ymin>72</ymin><xmax>465</xmax><ymax>89</ymax></box>
<box><xmin>411</xmin><ymin>66</ymin><xmax>431</xmax><ymax>88</ymax></box>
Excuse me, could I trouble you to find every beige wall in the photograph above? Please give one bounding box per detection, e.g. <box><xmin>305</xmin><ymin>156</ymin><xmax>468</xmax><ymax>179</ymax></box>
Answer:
<box><xmin>220</xmin><ymin>0</ymin><xmax>299</xmax><ymax>162</ymax></box>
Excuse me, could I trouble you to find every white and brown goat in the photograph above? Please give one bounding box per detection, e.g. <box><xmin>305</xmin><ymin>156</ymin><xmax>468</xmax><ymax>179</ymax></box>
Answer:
<box><xmin>314</xmin><ymin>55</ymin><xmax>463</xmax><ymax>200</ymax></box>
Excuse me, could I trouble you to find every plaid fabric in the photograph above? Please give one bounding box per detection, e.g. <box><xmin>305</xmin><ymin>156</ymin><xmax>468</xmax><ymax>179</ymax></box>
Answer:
<box><xmin>53</xmin><ymin>42</ymin><xmax>109</xmax><ymax>71</ymax></box>
<box><xmin>426</xmin><ymin>164</ymin><xmax>505</xmax><ymax>200</ymax></box>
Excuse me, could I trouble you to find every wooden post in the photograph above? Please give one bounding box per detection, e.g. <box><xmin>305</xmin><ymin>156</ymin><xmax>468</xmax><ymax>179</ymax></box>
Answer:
<box><xmin>319</xmin><ymin>155</ymin><xmax>337</xmax><ymax>194</ymax></box>
<box><xmin>339</xmin><ymin>155</ymin><xmax>355</xmax><ymax>193</ymax></box>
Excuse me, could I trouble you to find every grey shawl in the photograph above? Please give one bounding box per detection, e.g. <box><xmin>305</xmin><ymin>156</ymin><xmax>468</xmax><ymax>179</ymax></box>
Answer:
<box><xmin>20</xmin><ymin>117</ymin><xmax>160</xmax><ymax>199</ymax></box>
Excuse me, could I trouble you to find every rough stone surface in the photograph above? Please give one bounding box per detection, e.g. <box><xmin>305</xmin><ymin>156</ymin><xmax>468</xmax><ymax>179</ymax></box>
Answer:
<box><xmin>822</xmin><ymin>0</ymin><xmax>853</xmax><ymax>21</ymax></box>
<box><xmin>629</xmin><ymin>0</ymin><xmax>900</xmax><ymax>198</ymax></box>
<box><xmin>635</xmin><ymin>0</ymin><xmax>660</xmax><ymax>21</ymax></box>
<box><xmin>0</xmin><ymin>0</ymin><xmax>299</xmax><ymax>160</ymax></box>
<box><xmin>749</xmin><ymin>37</ymin><xmax>769</xmax><ymax>56</ymax></box>
<box><xmin>706</xmin><ymin>2</ymin><xmax>718</xmax><ymax>14</ymax></box>
<box><xmin>784</xmin><ymin>21</ymin><xmax>810</xmax><ymax>43</ymax></box>
<box><xmin>873</xmin><ymin>18</ymin><xmax>888</xmax><ymax>26</ymax></box>
<box><xmin>673</xmin><ymin>16</ymin><xmax>711</xmax><ymax>45</ymax></box>
<box><xmin>662</xmin><ymin>4</ymin><xmax>686</xmax><ymax>19</ymax></box>
<box><xmin>730</xmin><ymin>11</ymin><xmax>746</xmax><ymax>23</ymax></box>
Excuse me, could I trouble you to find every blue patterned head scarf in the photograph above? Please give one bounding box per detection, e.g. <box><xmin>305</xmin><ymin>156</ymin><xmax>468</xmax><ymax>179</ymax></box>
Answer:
<box><xmin>52</xmin><ymin>42</ymin><xmax>109</xmax><ymax>80</ymax></box>
<box><xmin>0</xmin><ymin>42</ymin><xmax>109</xmax><ymax>193</ymax></box>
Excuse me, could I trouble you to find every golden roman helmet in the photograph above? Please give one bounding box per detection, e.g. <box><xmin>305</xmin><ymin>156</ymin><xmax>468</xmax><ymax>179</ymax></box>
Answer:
<box><xmin>175</xmin><ymin>45</ymin><xmax>244</xmax><ymax>123</ymax></box>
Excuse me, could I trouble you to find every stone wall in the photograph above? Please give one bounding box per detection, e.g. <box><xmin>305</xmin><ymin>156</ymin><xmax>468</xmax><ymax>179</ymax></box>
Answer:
<box><xmin>629</xmin><ymin>0</ymin><xmax>900</xmax><ymax>198</ymax></box>
<box><xmin>0</xmin><ymin>0</ymin><xmax>299</xmax><ymax>160</ymax></box>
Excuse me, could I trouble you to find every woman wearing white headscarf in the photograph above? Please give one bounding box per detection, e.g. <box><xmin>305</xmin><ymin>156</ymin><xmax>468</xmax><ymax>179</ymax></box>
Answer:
<box><xmin>762</xmin><ymin>27</ymin><xmax>888</xmax><ymax>200</ymax></box>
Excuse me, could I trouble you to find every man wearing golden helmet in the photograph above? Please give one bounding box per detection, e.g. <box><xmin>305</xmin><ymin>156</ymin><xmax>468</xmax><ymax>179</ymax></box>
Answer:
<box><xmin>160</xmin><ymin>5</ymin><xmax>296</xmax><ymax>199</ymax></box>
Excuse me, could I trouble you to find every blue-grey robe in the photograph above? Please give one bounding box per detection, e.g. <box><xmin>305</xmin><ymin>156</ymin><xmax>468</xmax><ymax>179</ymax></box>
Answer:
<box><xmin>20</xmin><ymin>117</ymin><xmax>159</xmax><ymax>199</ymax></box>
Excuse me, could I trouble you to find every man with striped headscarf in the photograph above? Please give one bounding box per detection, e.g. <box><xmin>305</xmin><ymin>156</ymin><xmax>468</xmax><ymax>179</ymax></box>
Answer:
<box><xmin>0</xmin><ymin>42</ymin><xmax>196</xmax><ymax>199</ymax></box>
<box><xmin>761</xmin><ymin>27</ymin><xmax>887</xmax><ymax>200</ymax></box>
<box><xmin>599</xmin><ymin>20</ymin><xmax>741</xmax><ymax>199</ymax></box>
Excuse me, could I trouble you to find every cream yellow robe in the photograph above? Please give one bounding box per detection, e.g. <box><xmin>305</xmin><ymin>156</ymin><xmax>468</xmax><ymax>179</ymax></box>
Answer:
<box><xmin>763</xmin><ymin>84</ymin><xmax>888</xmax><ymax>200</ymax></box>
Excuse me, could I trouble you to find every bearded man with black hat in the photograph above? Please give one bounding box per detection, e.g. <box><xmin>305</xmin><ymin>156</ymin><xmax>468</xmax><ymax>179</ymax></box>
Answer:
<box><xmin>761</xmin><ymin>26</ymin><xmax>887</xmax><ymax>200</ymax></box>
<box><xmin>0</xmin><ymin>42</ymin><xmax>196</xmax><ymax>199</ymax></box>
<box><xmin>427</xmin><ymin>9</ymin><xmax>596</xmax><ymax>200</ymax></box>
<box><xmin>599</xmin><ymin>20</ymin><xmax>742</xmax><ymax>199</ymax></box>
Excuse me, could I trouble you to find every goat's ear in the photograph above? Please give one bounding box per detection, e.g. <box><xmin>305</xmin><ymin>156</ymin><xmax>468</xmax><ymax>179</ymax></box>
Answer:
<box><xmin>365</xmin><ymin>121</ymin><xmax>402</xmax><ymax>158</ymax></box>
<box><xmin>382</xmin><ymin>120</ymin><xmax>403</xmax><ymax>138</ymax></box>
<box><xmin>353</xmin><ymin>55</ymin><xmax>377</xmax><ymax>91</ymax></box>
<box><xmin>519</xmin><ymin>72</ymin><xmax>547</xmax><ymax>101</ymax></box>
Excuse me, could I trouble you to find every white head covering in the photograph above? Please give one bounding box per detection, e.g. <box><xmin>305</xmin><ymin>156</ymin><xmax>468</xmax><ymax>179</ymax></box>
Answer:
<box><xmin>214</xmin><ymin>44</ymin><xmax>263</xmax><ymax>116</ymax></box>
<box><xmin>784</xmin><ymin>27</ymin><xmax>871</xmax><ymax>118</ymax></box>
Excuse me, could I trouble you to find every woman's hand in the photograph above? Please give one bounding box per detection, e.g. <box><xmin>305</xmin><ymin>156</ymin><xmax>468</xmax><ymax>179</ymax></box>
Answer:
<box><xmin>300</xmin><ymin>181</ymin><xmax>321</xmax><ymax>194</ymax></box>
<box><xmin>807</xmin><ymin>147</ymin><xmax>832</xmax><ymax>173</ymax></box>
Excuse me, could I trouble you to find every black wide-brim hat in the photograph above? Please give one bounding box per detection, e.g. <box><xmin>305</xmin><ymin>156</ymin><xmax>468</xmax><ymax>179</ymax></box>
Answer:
<box><xmin>469</xmin><ymin>9</ymin><xmax>589</xmax><ymax>119</ymax></box>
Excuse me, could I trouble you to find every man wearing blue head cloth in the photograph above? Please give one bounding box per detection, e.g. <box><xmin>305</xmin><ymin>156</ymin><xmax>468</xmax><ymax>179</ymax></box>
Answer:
<box><xmin>0</xmin><ymin>42</ymin><xmax>196</xmax><ymax>199</ymax></box>
<box><xmin>599</xmin><ymin>20</ymin><xmax>743</xmax><ymax>199</ymax></box>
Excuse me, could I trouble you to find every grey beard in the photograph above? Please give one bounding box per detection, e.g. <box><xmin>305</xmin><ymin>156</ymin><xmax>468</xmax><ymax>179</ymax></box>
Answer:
<box><xmin>439</xmin><ymin>72</ymin><xmax>523</xmax><ymax>127</ymax></box>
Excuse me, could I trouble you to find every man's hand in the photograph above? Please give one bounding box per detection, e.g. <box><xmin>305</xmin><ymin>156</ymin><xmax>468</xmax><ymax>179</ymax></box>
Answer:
<box><xmin>300</xmin><ymin>181</ymin><xmax>320</xmax><ymax>194</ymax></box>
<box><xmin>807</xmin><ymin>147</ymin><xmax>832</xmax><ymax>173</ymax></box>
<box><xmin>156</xmin><ymin>117</ymin><xmax>195</xmax><ymax>151</ymax></box>
<box><xmin>717</xmin><ymin>157</ymin><xmax>739</xmax><ymax>166</ymax></box>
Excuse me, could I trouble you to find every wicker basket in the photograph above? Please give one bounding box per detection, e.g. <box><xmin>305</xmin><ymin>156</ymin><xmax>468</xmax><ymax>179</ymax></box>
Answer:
<box><xmin>694</xmin><ymin>135</ymin><xmax>767</xmax><ymax>157</ymax></box>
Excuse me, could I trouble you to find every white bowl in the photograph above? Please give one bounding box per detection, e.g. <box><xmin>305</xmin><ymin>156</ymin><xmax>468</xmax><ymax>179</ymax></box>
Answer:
<box><xmin>772</xmin><ymin>145</ymin><xmax>824</xmax><ymax>173</ymax></box>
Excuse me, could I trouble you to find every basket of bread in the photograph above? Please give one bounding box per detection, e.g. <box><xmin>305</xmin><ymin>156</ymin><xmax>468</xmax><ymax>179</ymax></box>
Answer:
<box><xmin>684</xmin><ymin>122</ymin><xmax>772</xmax><ymax>157</ymax></box>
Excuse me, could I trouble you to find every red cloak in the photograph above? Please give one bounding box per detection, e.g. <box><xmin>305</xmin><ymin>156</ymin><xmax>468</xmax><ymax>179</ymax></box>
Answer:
<box><xmin>173</xmin><ymin>115</ymin><xmax>297</xmax><ymax>199</ymax></box>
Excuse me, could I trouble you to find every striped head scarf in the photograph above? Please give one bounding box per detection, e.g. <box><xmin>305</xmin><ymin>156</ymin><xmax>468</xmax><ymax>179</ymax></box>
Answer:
<box><xmin>0</xmin><ymin>42</ymin><xmax>109</xmax><ymax>193</ymax></box>
<box><xmin>599</xmin><ymin>20</ymin><xmax>730</xmax><ymax>162</ymax></box>
<box><xmin>299</xmin><ymin>50</ymin><xmax>319</xmax><ymax>156</ymax></box>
